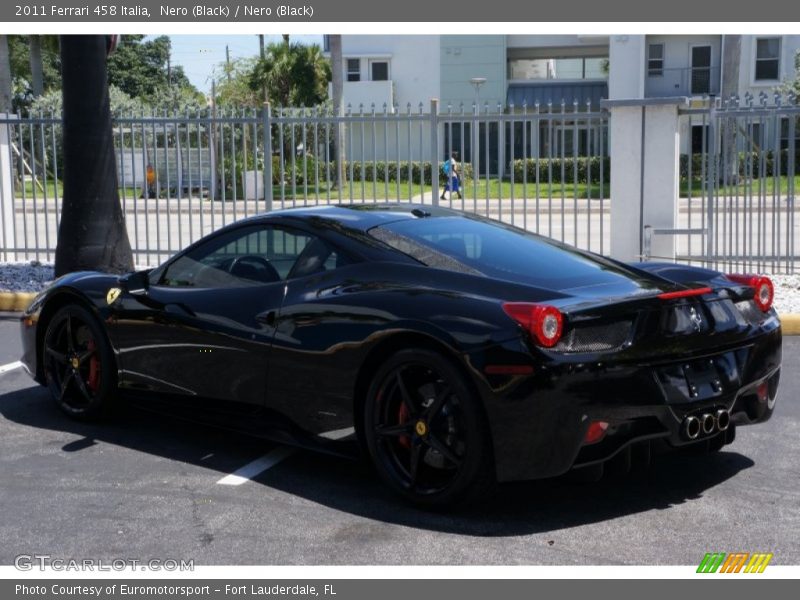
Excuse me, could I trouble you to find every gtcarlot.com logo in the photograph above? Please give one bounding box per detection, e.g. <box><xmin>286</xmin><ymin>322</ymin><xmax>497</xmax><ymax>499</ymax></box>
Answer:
<box><xmin>697</xmin><ymin>552</ymin><xmax>773</xmax><ymax>573</ymax></box>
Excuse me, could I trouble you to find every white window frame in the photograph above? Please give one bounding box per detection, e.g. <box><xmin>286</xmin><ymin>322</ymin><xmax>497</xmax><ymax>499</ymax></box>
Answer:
<box><xmin>346</xmin><ymin>58</ymin><xmax>361</xmax><ymax>82</ymax></box>
<box><xmin>647</xmin><ymin>43</ymin><xmax>664</xmax><ymax>77</ymax></box>
<box><xmin>753</xmin><ymin>37</ymin><xmax>782</xmax><ymax>84</ymax></box>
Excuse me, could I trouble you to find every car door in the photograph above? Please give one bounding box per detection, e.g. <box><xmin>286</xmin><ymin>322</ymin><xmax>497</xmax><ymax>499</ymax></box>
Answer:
<box><xmin>266</xmin><ymin>236</ymin><xmax>363</xmax><ymax>433</ymax></box>
<box><xmin>112</xmin><ymin>223</ymin><xmax>314</xmax><ymax>409</ymax></box>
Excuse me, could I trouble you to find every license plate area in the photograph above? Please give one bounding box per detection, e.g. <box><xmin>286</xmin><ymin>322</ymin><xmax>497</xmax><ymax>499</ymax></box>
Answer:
<box><xmin>656</xmin><ymin>352</ymin><xmax>742</xmax><ymax>404</ymax></box>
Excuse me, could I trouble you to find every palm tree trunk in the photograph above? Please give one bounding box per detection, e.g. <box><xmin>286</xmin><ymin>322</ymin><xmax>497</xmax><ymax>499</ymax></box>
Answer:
<box><xmin>720</xmin><ymin>35</ymin><xmax>742</xmax><ymax>179</ymax></box>
<box><xmin>329</xmin><ymin>35</ymin><xmax>346</xmax><ymax>190</ymax></box>
<box><xmin>29</xmin><ymin>35</ymin><xmax>44</xmax><ymax>97</ymax></box>
<box><xmin>0</xmin><ymin>35</ymin><xmax>12</xmax><ymax>113</ymax></box>
<box><xmin>55</xmin><ymin>35</ymin><xmax>133</xmax><ymax>276</ymax></box>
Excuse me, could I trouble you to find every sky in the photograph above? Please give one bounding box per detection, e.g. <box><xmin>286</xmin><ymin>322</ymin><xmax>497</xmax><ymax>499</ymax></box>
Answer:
<box><xmin>145</xmin><ymin>34</ymin><xmax>324</xmax><ymax>94</ymax></box>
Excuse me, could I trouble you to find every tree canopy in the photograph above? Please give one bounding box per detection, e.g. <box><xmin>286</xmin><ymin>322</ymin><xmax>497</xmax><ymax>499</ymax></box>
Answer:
<box><xmin>106</xmin><ymin>35</ymin><xmax>201</xmax><ymax>102</ymax></box>
<box><xmin>5</xmin><ymin>35</ymin><xmax>61</xmax><ymax>111</ymax></box>
<box><xmin>213</xmin><ymin>40</ymin><xmax>331</xmax><ymax>109</ymax></box>
<box><xmin>778</xmin><ymin>50</ymin><xmax>800</xmax><ymax>97</ymax></box>
<box><xmin>249</xmin><ymin>41</ymin><xmax>331</xmax><ymax>107</ymax></box>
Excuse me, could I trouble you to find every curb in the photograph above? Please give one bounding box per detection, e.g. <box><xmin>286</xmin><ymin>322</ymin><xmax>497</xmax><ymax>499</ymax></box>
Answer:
<box><xmin>779</xmin><ymin>314</ymin><xmax>800</xmax><ymax>335</ymax></box>
<box><xmin>2</xmin><ymin>289</ymin><xmax>800</xmax><ymax>334</ymax></box>
<box><xmin>0</xmin><ymin>292</ymin><xmax>37</xmax><ymax>312</ymax></box>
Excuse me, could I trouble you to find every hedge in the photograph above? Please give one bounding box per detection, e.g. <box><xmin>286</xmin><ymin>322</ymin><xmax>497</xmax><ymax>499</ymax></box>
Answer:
<box><xmin>271</xmin><ymin>159</ymin><xmax>475</xmax><ymax>186</ymax></box>
<box><xmin>511</xmin><ymin>156</ymin><xmax>610</xmax><ymax>185</ymax></box>
<box><xmin>680</xmin><ymin>149</ymin><xmax>800</xmax><ymax>182</ymax></box>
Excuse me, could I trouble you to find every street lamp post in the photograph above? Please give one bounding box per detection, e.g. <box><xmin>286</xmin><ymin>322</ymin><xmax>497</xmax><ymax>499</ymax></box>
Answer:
<box><xmin>469</xmin><ymin>77</ymin><xmax>486</xmax><ymax>185</ymax></box>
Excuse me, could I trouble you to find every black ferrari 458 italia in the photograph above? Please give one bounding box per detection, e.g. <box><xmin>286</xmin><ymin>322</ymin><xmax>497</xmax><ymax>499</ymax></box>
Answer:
<box><xmin>20</xmin><ymin>204</ymin><xmax>781</xmax><ymax>506</ymax></box>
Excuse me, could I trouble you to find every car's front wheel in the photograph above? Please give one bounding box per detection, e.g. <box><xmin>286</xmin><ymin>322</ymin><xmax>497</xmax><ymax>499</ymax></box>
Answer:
<box><xmin>363</xmin><ymin>348</ymin><xmax>495</xmax><ymax>507</ymax></box>
<box><xmin>42</xmin><ymin>304</ymin><xmax>116</xmax><ymax>421</ymax></box>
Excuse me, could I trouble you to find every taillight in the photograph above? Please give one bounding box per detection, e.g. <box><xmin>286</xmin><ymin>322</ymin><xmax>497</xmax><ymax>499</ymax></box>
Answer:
<box><xmin>583</xmin><ymin>420</ymin><xmax>609</xmax><ymax>445</ymax></box>
<box><xmin>726</xmin><ymin>274</ymin><xmax>774</xmax><ymax>312</ymax></box>
<box><xmin>502</xmin><ymin>303</ymin><xmax>564</xmax><ymax>348</ymax></box>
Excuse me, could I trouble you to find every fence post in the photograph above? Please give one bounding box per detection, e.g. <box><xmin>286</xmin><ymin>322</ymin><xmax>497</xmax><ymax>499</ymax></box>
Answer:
<box><xmin>602</xmin><ymin>98</ymin><xmax>687</xmax><ymax>263</ymax></box>
<box><xmin>430</xmin><ymin>98</ymin><xmax>439</xmax><ymax>206</ymax></box>
<box><xmin>0</xmin><ymin>115</ymin><xmax>16</xmax><ymax>262</ymax></box>
<box><xmin>705</xmin><ymin>107</ymin><xmax>716</xmax><ymax>267</ymax></box>
<box><xmin>263</xmin><ymin>102</ymin><xmax>273</xmax><ymax>213</ymax></box>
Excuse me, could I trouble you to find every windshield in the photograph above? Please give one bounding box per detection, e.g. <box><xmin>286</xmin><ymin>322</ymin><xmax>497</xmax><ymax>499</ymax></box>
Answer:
<box><xmin>369</xmin><ymin>215</ymin><xmax>653</xmax><ymax>290</ymax></box>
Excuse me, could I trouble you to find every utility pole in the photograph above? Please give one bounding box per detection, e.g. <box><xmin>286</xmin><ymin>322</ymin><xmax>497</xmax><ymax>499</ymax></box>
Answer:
<box><xmin>225</xmin><ymin>45</ymin><xmax>231</xmax><ymax>82</ymax></box>
<box><xmin>167</xmin><ymin>55</ymin><xmax>172</xmax><ymax>87</ymax></box>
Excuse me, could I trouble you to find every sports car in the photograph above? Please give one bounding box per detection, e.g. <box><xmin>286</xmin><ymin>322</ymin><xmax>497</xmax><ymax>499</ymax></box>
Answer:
<box><xmin>19</xmin><ymin>204</ymin><xmax>782</xmax><ymax>506</ymax></box>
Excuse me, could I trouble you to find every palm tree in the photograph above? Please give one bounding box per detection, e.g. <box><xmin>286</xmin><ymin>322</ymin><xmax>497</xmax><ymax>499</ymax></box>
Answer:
<box><xmin>28</xmin><ymin>36</ymin><xmax>43</xmax><ymax>97</ymax></box>
<box><xmin>329</xmin><ymin>35</ymin><xmax>346</xmax><ymax>190</ymax></box>
<box><xmin>0</xmin><ymin>35</ymin><xmax>12</xmax><ymax>112</ymax></box>
<box><xmin>28</xmin><ymin>35</ymin><xmax>58</xmax><ymax>97</ymax></box>
<box><xmin>720</xmin><ymin>35</ymin><xmax>742</xmax><ymax>179</ymax></box>
<box><xmin>55</xmin><ymin>35</ymin><xmax>133</xmax><ymax>276</ymax></box>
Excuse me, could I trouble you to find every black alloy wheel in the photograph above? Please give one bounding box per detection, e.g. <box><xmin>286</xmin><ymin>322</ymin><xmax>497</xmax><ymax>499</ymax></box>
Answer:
<box><xmin>42</xmin><ymin>304</ymin><xmax>115</xmax><ymax>420</ymax></box>
<box><xmin>364</xmin><ymin>348</ymin><xmax>494</xmax><ymax>507</ymax></box>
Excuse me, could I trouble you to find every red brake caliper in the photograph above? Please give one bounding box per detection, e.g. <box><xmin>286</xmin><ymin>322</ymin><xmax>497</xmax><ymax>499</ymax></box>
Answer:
<box><xmin>397</xmin><ymin>402</ymin><xmax>411</xmax><ymax>449</ymax></box>
<box><xmin>86</xmin><ymin>340</ymin><xmax>100</xmax><ymax>393</ymax></box>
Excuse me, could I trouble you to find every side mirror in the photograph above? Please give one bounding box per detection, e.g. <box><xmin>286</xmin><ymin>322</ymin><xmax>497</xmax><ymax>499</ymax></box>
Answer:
<box><xmin>121</xmin><ymin>269</ymin><xmax>151</xmax><ymax>296</ymax></box>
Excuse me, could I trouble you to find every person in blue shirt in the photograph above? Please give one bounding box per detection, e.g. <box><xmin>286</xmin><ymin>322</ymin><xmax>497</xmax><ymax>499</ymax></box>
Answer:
<box><xmin>441</xmin><ymin>151</ymin><xmax>463</xmax><ymax>201</ymax></box>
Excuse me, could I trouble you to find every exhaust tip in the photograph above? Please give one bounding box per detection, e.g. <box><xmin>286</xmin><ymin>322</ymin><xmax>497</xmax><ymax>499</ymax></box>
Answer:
<box><xmin>716</xmin><ymin>409</ymin><xmax>730</xmax><ymax>432</ymax></box>
<box><xmin>683</xmin><ymin>416</ymin><xmax>701</xmax><ymax>440</ymax></box>
<box><xmin>701</xmin><ymin>413</ymin><xmax>716</xmax><ymax>435</ymax></box>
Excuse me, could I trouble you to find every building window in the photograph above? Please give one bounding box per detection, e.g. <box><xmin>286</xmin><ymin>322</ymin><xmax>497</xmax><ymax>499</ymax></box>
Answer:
<box><xmin>755</xmin><ymin>38</ymin><xmax>781</xmax><ymax>81</ymax></box>
<box><xmin>323</xmin><ymin>35</ymin><xmax>330</xmax><ymax>53</ymax></box>
<box><xmin>507</xmin><ymin>57</ymin><xmax>608</xmax><ymax>81</ymax></box>
<box><xmin>370</xmin><ymin>60</ymin><xmax>389</xmax><ymax>81</ymax></box>
<box><xmin>690</xmin><ymin>46</ymin><xmax>712</xmax><ymax>95</ymax></box>
<box><xmin>346</xmin><ymin>58</ymin><xmax>360</xmax><ymax>82</ymax></box>
<box><xmin>648</xmin><ymin>44</ymin><xmax>664</xmax><ymax>76</ymax></box>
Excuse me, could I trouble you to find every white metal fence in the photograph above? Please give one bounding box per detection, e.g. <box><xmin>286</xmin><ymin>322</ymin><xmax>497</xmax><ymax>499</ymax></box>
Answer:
<box><xmin>0</xmin><ymin>101</ymin><xmax>610</xmax><ymax>266</ymax></box>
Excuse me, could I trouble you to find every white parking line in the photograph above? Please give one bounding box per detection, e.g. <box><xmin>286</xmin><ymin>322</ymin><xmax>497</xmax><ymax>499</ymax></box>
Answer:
<box><xmin>0</xmin><ymin>361</ymin><xmax>23</xmax><ymax>376</ymax></box>
<box><xmin>216</xmin><ymin>446</ymin><xmax>296</xmax><ymax>486</ymax></box>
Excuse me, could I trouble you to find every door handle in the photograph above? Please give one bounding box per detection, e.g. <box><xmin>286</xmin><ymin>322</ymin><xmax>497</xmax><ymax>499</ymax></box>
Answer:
<box><xmin>256</xmin><ymin>310</ymin><xmax>276</xmax><ymax>326</ymax></box>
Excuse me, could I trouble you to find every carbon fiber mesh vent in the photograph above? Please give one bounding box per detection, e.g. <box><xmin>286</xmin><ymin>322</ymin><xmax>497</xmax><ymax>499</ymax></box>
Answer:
<box><xmin>555</xmin><ymin>319</ymin><xmax>633</xmax><ymax>353</ymax></box>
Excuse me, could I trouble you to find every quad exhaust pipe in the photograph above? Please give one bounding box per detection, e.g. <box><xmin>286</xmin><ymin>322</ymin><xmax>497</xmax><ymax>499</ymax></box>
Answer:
<box><xmin>682</xmin><ymin>409</ymin><xmax>730</xmax><ymax>440</ymax></box>
<box><xmin>715</xmin><ymin>409</ymin><xmax>730</xmax><ymax>432</ymax></box>
<box><xmin>683</xmin><ymin>416</ymin><xmax>701</xmax><ymax>440</ymax></box>
<box><xmin>701</xmin><ymin>413</ymin><xmax>716</xmax><ymax>435</ymax></box>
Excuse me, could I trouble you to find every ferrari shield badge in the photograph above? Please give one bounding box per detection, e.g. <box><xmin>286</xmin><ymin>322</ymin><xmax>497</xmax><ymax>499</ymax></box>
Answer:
<box><xmin>106</xmin><ymin>287</ymin><xmax>122</xmax><ymax>305</ymax></box>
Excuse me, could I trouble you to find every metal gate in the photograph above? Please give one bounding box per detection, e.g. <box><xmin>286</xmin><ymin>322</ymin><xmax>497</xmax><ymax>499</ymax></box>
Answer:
<box><xmin>673</xmin><ymin>94</ymin><xmax>799</xmax><ymax>273</ymax></box>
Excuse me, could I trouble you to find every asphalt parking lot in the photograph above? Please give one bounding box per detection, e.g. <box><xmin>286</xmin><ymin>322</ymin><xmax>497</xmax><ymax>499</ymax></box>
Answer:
<box><xmin>0</xmin><ymin>315</ymin><xmax>798</xmax><ymax>566</ymax></box>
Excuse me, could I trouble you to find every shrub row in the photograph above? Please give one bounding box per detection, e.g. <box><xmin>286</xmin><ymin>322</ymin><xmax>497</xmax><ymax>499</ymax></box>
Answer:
<box><xmin>271</xmin><ymin>159</ymin><xmax>475</xmax><ymax>186</ymax></box>
<box><xmin>680</xmin><ymin>150</ymin><xmax>800</xmax><ymax>181</ymax></box>
<box><xmin>510</xmin><ymin>157</ymin><xmax>611</xmax><ymax>185</ymax></box>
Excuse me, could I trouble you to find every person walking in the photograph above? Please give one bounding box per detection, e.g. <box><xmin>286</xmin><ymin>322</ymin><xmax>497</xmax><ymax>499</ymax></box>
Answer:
<box><xmin>145</xmin><ymin>162</ymin><xmax>157</xmax><ymax>199</ymax></box>
<box><xmin>441</xmin><ymin>151</ymin><xmax>463</xmax><ymax>201</ymax></box>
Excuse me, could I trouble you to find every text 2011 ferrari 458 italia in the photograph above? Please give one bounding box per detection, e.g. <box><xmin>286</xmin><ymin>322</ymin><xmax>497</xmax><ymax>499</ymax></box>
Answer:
<box><xmin>20</xmin><ymin>205</ymin><xmax>781</xmax><ymax>506</ymax></box>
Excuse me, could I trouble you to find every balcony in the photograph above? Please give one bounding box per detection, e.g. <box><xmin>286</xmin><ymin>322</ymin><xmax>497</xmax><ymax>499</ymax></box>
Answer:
<box><xmin>328</xmin><ymin>80</ymin><xmax>395</xmax><ymax>113</ymax></box>
<box><xmin>645</xmin><ymin>66</ymin><xmax>721</xmax><ymax>98</ymax></box>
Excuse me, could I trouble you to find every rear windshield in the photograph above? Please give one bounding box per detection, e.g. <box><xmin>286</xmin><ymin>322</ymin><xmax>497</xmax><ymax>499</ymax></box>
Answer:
<box><xmin>369</xmin><ymin>215</ymin><xmax>650</xmax><ymax>289</ymax></box>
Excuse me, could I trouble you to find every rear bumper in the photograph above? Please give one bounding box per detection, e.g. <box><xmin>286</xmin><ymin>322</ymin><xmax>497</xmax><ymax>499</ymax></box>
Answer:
<box><xmin>467</xmin><ymin>320</ymin><xmax>782</xmax><ymax>483</ymax></box>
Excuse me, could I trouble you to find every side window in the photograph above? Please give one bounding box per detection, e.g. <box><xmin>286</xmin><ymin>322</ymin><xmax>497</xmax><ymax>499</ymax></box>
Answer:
<box><xmin>288</xmin><ymin>237</ymin><xmax>354</xmax><ymax>279</ymax></box>
<box><xmin>159</xmin><ymin>226</ymin><xmax>312</xmax><ymax>288</ymax></box>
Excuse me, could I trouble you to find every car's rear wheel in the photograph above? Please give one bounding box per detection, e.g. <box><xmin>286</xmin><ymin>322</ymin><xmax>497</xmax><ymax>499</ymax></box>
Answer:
<box><xmin>363</xmin><ymin>348</ymin><xmax>495</xmax><ymax>507</ymax></box>
<box><xmin>42</xmin><ymin>304</ymin><xmax>116</xmax><ymax>421</ymax></box>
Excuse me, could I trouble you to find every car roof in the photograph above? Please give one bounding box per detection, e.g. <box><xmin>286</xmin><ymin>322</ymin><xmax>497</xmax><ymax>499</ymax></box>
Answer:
<box><xmin>241</xmin><ymin>203</ymin><xmax>460</xmax><ymax>232</ymax></box>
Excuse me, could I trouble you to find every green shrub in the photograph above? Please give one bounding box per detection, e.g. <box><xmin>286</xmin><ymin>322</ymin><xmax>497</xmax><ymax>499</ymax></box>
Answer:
<box><xmin>511</xmin><ymin>156</ymin><xmax>610</xmax><ymax>185</ymax></box>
